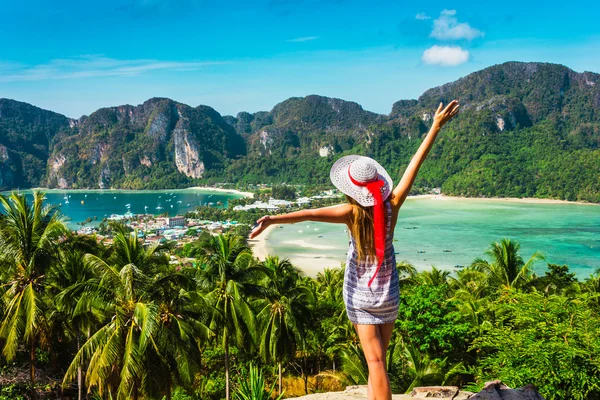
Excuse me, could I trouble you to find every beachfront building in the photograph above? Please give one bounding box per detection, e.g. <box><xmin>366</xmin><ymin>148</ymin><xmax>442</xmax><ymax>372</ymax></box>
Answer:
<box><xmin>233</xmin><ymin>201</ymin><xmax>280</xmax><ymax>212</ymax></box>
<box><xmin>268</xmin><ymin>198</ymin><xmax>293</xmax><ymax>207</ymax></box>
<box><xmin>77</xmin><ymin>226</ymin><xmax>97</xmax><ymax>235</ymax></box>
<box><xmin>167</xmin><ymin>215</ymin><xmax>185</xmax><ymax>227</ymax></box>
<box><xmin>296</xmin><ymin>197</ymin><xmax>311</xmax><ymax>205</ymax></box>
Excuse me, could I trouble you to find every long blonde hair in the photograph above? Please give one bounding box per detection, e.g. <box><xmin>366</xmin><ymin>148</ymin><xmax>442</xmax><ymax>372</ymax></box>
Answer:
<box><xmin>346</xmin><ymin>195</ymin><xmax>376</xmax><ymax>262</ymax></box>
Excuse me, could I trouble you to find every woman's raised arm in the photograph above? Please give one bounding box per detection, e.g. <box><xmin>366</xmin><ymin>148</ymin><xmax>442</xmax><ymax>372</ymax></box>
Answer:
<box><xmin>249</xmin><ymin>204</ymin><xmax>353</xmax><ymax>239</ymax></box>
<box><xmin>390</xmin><ymin>100</ymin><xmax>460</xmax><ymax>211</ymax></box>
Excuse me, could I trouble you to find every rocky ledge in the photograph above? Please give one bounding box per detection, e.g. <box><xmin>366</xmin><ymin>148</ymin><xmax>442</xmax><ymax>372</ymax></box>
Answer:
<box><xmin>291</xmin><ymin>381</ymin><xmax>545</xmax><ymax>399</ymax></box>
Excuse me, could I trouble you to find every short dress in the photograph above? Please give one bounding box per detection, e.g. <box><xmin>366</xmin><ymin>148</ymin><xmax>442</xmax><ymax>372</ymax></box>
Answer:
<box><xmin>343</xmin><ymin>200</ymin><xmax>399</xmax><ymax>324</ymax></box>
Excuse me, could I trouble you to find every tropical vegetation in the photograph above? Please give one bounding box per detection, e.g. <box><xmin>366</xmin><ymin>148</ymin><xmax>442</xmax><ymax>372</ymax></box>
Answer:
<box><xmin>1</xmin><ymin>191</ymin><xmax>600</xmax><ymax>400</ymax></box>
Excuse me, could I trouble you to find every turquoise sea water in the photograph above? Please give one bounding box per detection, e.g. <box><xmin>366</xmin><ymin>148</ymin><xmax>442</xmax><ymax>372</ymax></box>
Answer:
<box><xmin>2</xmin><ymin>189</ymin><xmax>241</xmax><ymax>229</ymax></box>
<box><xmin>265</xmin><ymin>197</ymin><xmax>600</xmax><ymax>279</ymax></box>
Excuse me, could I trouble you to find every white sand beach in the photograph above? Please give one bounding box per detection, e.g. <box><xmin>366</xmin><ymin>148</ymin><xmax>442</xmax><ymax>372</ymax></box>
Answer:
<box><xmin>187</xmin><ymin>186</ymin><xmax>254</xmax><ymax>198</ymax></box>
<box><xmin>282</xmin><ymin>239</ymin><xmax>337</xmax><ymax>250</ymax></box>
<box><xmin>249</xmin><ymin>225</ymin><xmax>344</xmax><ymax>277</ymax></box>
<box><xmin>249</xmin><ymin>193</ymin><xmax>599</xmax><ymax>277</ymax></box>
<box><xmin>278</xmin><ymin>254</ymin><xmax>345</xmax><ymax>278</ymax></box>
<box><xmin>248</xmin><ymin>224</ymin><xmax>278</xmax><ymax>261</ymax></box>
<box><xmin>412</xmin><ymin>193</ymin><xmax>600</xmax><ymax>206</ymax></box>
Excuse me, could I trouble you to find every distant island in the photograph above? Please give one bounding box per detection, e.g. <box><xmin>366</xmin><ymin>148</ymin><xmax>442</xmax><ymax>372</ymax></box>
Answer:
<box><xmin>1</xmin><ymin>61</ymin><xmax>599</xmax><ymax>203</ymax></box>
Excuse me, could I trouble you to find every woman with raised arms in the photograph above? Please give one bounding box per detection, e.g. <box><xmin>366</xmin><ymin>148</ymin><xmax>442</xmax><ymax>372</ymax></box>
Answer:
<box><xmin>250</xmin><ymin>100</ymin><xmax>460</xmax><ymax>400</ymax></box>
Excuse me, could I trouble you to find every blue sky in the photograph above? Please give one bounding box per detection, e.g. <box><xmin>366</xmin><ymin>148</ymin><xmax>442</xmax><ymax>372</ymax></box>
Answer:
<box><xmin>1</xmin><ymin>0</ymin><xmax>599</xmax><ymax>118</ymax></box>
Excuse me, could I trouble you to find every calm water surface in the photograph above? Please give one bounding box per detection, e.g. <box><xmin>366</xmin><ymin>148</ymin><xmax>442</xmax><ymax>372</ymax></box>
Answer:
<box><xmin>265</xmin><ymin>197</ymin><xmax>600</xmax><ymax>278</ymax></box>
<box><xmin>4</xmin><ymin>189</ymin><xmax>241</xmax><ymax>228</ymax></box>
<box><xmin>4</xmin><ymin>190</ymin><xmax>598</xmax><ymax>278</ymax></box>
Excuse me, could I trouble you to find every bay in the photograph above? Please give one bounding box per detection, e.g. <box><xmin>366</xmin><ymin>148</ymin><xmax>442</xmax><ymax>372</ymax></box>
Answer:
<box><xmin>265</xmin><ymin>197</ymin><xmax>600</xmax><ymax>279</ymax></box>
<box><xmin>2</xmin><ymin>188</ymin><xmax>242</xmax><ymax>229</ymax></box>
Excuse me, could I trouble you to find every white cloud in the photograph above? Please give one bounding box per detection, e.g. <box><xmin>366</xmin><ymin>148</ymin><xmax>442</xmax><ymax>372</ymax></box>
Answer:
<box><xmin>421</xmin><ymin>45</ymin><xmax>469</xmax><ymax>66</ymax></box>
<box><xmin>286</xmin><ymin>36</ymin><xmax>319</xmax><ymax>43</ymax></box>
<box><xmin>431</xmin><ymin>9</ymin><xmax>483</xmax><ymax>40</ymax></box>
<box><xmin>0</xmin><ymin>55</ymin><xmax>228</xmax><ymax>83</ymax></box>
<box><xmin>415</xmin><ymin>12</ymin><xmax>430</xmax><ymax>20</ymax></box>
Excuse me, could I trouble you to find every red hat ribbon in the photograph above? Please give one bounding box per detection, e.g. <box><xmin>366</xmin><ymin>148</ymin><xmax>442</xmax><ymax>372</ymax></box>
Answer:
<box><xmin>347</xmin><ymin>165</ymin><xmax>386</xmax><ymax>287</ymax></box>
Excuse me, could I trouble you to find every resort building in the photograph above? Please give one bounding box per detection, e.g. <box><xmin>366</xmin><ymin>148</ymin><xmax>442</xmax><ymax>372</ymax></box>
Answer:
<box><xmin>167</xmin><ymin>215</ymin><xmax>185</xmax><ymax>227</ymax></box>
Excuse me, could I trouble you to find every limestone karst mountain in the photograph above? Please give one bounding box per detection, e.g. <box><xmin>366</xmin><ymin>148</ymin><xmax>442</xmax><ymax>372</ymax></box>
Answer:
<box><xmin>1</xmin><ymin>61</ymin><xmax>599</xmax><ymax>201</ymax></box>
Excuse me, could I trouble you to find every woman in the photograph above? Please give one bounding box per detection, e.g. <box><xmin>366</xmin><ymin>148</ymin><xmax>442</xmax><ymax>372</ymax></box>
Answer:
<box><xmin>249</xmin><ymin>100</ymin><xmax>460</xmax><ymax>399</ymax></box>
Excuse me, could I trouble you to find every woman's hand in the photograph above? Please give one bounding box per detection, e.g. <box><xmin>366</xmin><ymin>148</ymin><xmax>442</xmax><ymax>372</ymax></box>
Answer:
<box><xmin>249</xmin><ymin>215</ymin><xmax>272</xmax><ymax>239</ymax></box>
<box><xmin>433</xmin><ymin>100</ymin><xmax>460</xmax><ymax>128</ymax></box>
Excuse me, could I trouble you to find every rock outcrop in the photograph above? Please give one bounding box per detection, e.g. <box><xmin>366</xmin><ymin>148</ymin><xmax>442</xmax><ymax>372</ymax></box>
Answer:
<box><xmin>290</xmin><ymin>382</ymin><xmax>546</xmax><ymax>400</ymax></box>
<box><xmin>46</xmin><ymin>98</ymin><xmax>245</xmax><ymax>189</ymax></box>
<box><xmin>290</xmin><ymin>385</ymin><xmax>474</xmax><ymax>399</ymax></box>
<box><xmin>470</xmin><ymin>381</ymin><xmax>545</xmax><ymax>400</ymax></box>
<box><xmin>0</xmin><ymin>98</ymin><xmax>71</xmax><ymax>189</ymax></box>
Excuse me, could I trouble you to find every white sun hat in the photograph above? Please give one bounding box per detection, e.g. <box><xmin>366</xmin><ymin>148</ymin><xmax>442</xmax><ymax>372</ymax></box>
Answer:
<box><xmin>330</xmin><ymin>155</ymin><xmax>393</xmax><ymax>207</ymax></box>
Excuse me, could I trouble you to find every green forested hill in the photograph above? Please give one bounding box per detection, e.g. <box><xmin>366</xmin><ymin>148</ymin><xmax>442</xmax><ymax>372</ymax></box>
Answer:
<box><xmin>0</xmin><ymin>61</ymin><xmax>599</xmax><ymax>201</ymax></box>
<box><xmin>0</xmin><ymin>99</ymin><xmax>73</xmax><ymax>188</ymax></box>
<box><xmin>46</xmin><ymin>98</ymin><xmax>246</xmax><ymax>189</ymax></box>
<box><xmin>220</xmin><ymin>62</ymin><xmax>600</xmax><ymax>202</ymax></box>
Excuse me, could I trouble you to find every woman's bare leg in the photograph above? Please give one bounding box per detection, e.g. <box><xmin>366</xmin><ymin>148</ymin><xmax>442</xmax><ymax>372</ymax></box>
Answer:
<box><xmin>354</xmin><ymin>323</ymin><xmax>392</xmax><ymax>400</ymax></box>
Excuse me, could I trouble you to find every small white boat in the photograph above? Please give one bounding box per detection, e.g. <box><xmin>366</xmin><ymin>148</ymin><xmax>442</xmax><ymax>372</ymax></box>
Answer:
<box><xmin>170</xmin><ymin>205</ymin><xmax>173</xmax><ymax>208</ymax></box>
<box><xmin>177</xmin><ymin>200</ymin><xmax>182</xmax><ymax>203</ymax></box>
<box><xmin>113</xmin><ymin>196</ymin><xmax>117</xmax><ymax>199</ymax></box>
<box><xmin>156</xmin><ymin>206</ymin><xmax>163</xmax><ymax>210</ymax></box>
<box><xmin>65</xmin><ymin>200</ymin><xmax>70</xmax><ymax>204</ymax></box>
<box><xmin>125</xmin><ymin>204</ymin><xmax>131</xmax><ymax>208</ymax></box>
<box><xmin>298</xmin><ymin>230</ymin><xmax>304</xmax><ymax>233</ymax></box>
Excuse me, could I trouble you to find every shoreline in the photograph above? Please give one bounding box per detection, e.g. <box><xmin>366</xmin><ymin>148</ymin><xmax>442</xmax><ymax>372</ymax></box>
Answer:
<box><xmin>5</xmin><ymin>186</ymin><xmax>255</xmax><ymax>199</ymax></box>
<box><xmin>251</xmin><ymin>193</ymin><xmax>599</xmax><ymax>276</ymax></box>
<box><xmin>406</xmin><ymin>193</ymin><xmax>600</xmax><ymax>206</ymax></box>
<box><xmin>4</xmin><ymin>187</ymin><xmax>594</xmax><ymax>206</ymax></box>
<box><xmin>248</xmin><ymin>224</ymin><xmax>278</xmax><ymax>261</ymax></box>
<box><xmin>186</xmin><ymin>186</ymin><xmax>255</xmax><ymax>198</ymax></box>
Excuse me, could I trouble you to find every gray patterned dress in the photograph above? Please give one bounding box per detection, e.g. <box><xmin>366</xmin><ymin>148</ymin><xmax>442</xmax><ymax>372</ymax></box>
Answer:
<box><xmin>343</xmin><ymin>200</ymin><xmax>399</xmax><ymax>324</ymax></box>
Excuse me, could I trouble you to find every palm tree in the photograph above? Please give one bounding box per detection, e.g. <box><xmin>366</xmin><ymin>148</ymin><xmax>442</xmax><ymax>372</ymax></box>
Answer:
<box><xmin>62</xmin><ymin>224</ymin><xmax>208</xmax><ymax>399</ymax></box>
<box><xmin>396</xmin><ymin>261</ymin><xmax>418</xmax><ymax>287</ymax></box>
<box><xmin>402</xmin><ymin>342</ymin><xmax>444</xmax><ymax>393</ymax></box>
<box><xmin>316</xmin><ymin>267</ymin><xmax>344</xmax><ymax>305</ymax></box>
<box><xmin>470</xmin><ymin>238</ymin><xmax>544</xmax><ymax>290</ymax></box>
<box><xmin>256</xmin><ymin>256</ymin><xmax>314</xmax><ymax>395</ymax></box>
<box><xmin>194</xmin><ymin>233</ymin><xmax>264</xmax><ymax>400</ymax></box>
<box><xmin>583</xmin><ymin>269</ymin><xmax>600</xmax><ymax>308</ymax></box>
<box><xmin>448</xmin><ymin>265</ymin><xmax>491</xmax><ymax>336</ymax></box>
<box><xmin>48</xmin><ymin>249</ymin><xmax>96</xmax><ymax>400</ymax></box>
<box><xmin>0</xmin><ymin>191</ymin><xmax>67</xmax><ymax>399</ymax></box>
<box><xmin>402</xmin><ymin>341</ymin><xmax>463</xmax><ymax>393</ymax></box>
<box><xmin>418</xmin><ymin>266</ymin><xmax>451</xmax><ymax>287</ymax></box>
<box><xmin>337</xmin><ymin>343</ymin><xmax>369</xmax><ymax>386</ymax></box>
<box><xmin>45</xmin><ymin>232</ymin><xmax>108</xmax><ymax>400</ymax></box>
